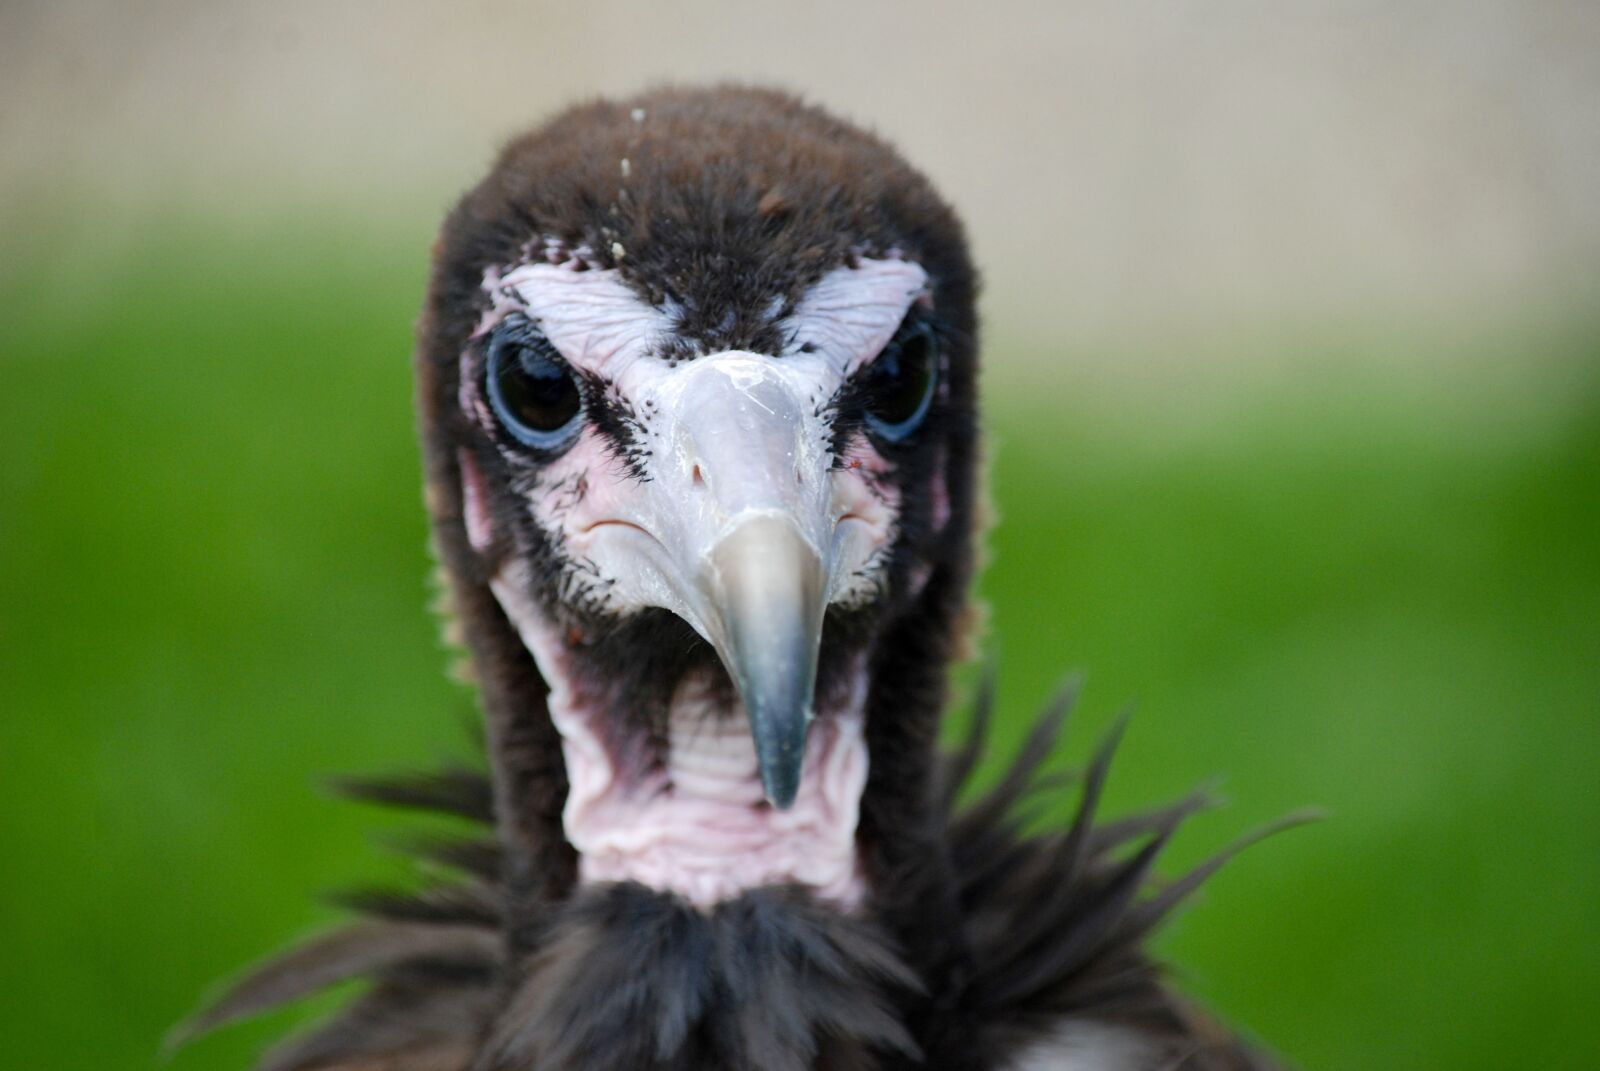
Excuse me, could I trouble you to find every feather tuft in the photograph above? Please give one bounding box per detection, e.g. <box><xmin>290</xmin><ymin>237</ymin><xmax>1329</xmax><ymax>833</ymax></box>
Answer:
<box><xmin>183</xmin><ymin>686</ymin><xmax>1306</xmax><ymax>1070</ymax></box>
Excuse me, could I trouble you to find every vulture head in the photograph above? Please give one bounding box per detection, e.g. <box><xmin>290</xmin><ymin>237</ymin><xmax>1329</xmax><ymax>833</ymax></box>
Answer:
<box><xmin>421</xmin><ymin>86</ymin><xmax>976</xmax><ymax>916</ymax></box>
<box><xmin>189</xmin><ymin>86</ymin><xmax>1297</xmax><ymax>1071</ymax></box>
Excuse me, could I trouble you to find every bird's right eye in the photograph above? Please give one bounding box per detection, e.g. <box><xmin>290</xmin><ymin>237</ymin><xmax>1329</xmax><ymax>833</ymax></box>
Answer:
<box><xmin>861</xmin><ymin>319</ymin><xmax>939</xmax><ymax>442</ymax></box>
<box><xmin>485</xmin><ymin>320</ymin><xmax>585</xmax><ymax>451</ymax></box>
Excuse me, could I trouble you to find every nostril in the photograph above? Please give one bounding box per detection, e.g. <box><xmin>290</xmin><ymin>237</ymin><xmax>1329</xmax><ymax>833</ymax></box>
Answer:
<box><xmin>691</xmin><ymin>464</ymin><xmax>706</xmax><ymax>489</ymax></box>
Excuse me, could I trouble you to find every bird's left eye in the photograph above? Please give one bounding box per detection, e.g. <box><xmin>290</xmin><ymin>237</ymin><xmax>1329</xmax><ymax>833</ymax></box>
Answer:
<box><xmin>862</xmin><ymin>320</ymin><xmax>939</xmax><ymax>441</ymax></box>
<box><xmin>485</xmin><ymin>320</ymin><xmax>585</xmax><ymax>451</ymax></box>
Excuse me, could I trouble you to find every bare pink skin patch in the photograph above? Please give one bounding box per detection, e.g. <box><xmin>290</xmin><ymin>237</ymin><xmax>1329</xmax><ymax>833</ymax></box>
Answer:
<box><xmin>492</xmin><ymin>566</ymin><xmax>869</xmax><ymax>910</ymax></box>
<box><xmin>930</xmin><ymin>444</ymin><xmax>952</xmax><ymax>534</ymax></box>
<box><xmin>458</xmin><ymin>448</ymin><xmax>495</xmax><ymax>554</ymax></box>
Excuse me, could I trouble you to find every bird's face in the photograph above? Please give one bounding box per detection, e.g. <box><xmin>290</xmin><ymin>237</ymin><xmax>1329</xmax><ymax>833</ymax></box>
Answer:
<box><xmin>418</xmin><ymin>89</ymin><xmax>977</xmax><ymax>910</ymax></box>
<box><xmin>456</xmin><ymin>245</ymin><xmax>952</xmax><ymax>810</ymax></box>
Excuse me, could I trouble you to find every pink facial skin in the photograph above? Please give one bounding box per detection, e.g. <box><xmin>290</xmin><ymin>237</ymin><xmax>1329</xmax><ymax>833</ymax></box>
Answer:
<box><xmin>458</xmin><ymin>449</ymin><xmax>495</xmax><ymax>554</ymax></box>
<box><xmin>929</xmin><ymin>444</ymin><xmax>952</xmax><ymax>536</ymax></box>
<box><xmin>468</xmin><ymin>251</ymin><xmax>930</xmax><ymax>909</ymax></box>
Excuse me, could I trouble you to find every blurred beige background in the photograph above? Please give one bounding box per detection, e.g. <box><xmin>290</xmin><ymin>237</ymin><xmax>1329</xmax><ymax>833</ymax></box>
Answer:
<box><xmin>6</xmin><ymin>0</ymin><xmax>1598</xmax><ymax>391</ymax></box>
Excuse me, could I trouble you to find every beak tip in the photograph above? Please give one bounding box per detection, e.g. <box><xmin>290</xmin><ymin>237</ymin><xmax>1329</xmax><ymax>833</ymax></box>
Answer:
<box><xmin>764</xmin><ymin>780</ymin><xmax>800</xmax><ymax>811</ymax></box>
<box><xmin>754</xmin><ymin>714</ymin><xmax>809</xmax><ymax>810</ymax></box>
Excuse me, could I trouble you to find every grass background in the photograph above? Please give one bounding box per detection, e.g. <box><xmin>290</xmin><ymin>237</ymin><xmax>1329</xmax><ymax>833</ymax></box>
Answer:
<box><xmin>2</xmin><ymin>207</ymin><xmax>1596</xmax><ymax>1070</ymax></box>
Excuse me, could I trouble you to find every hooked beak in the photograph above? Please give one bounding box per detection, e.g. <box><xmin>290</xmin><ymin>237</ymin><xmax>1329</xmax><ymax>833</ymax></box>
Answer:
<box><xmin>702</xmin><ymin>516</ymin><xmax>826</xmax><ymax>808</ymax></box>
<box><xmin>631</xmin><ymin>354</ymin><xmax>839</xmax><ymax>808</ymax></box>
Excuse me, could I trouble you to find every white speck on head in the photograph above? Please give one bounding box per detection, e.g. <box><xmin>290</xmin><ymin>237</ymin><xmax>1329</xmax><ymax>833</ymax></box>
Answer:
<box><xmin>619</xmin><ymin>157</ymin><xmax>631</xmax><ymax>178</ymax></box>
<box><xmin>631</xmin><ymin>107</ymin><xmax>646</xmax><ymax>122</ymax></box>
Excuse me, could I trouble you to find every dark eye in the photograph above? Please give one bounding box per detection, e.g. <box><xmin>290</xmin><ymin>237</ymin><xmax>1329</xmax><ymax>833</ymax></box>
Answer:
<box><xmin>862</xmin><ymin>320</ymin><xmax>939</xmax><ymax>441</ymax></box>
<box><xmin>485</xmin><ymin>319</ymin><xmax>584</xmax><ymax>451</ymax></box>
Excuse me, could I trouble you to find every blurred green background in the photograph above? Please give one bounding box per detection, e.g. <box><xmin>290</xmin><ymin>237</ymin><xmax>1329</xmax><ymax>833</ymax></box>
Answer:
<box><xmin>3</xmin><ymin>3</ymin><xmax>1598</xmax><ymax>1069</ymax></box>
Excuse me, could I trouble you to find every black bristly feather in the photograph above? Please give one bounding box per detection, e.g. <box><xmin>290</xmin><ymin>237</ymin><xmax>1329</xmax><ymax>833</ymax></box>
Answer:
<box><xmin>576</xmin><ymin>369</ymin><xmax>651</xmax><ymax>482</ymax></box>
<box><xmin>330</xmin><ymin>766</ymin><xmax>494</xmax><ymax>824</ymax></box>
<box><xmin>478</xmin><ymin>884</ymin><xmax>921</xmax><ymax>1071</ymax></box>
<box><xmin>946</xmin><ymin>675</ymin><xmax>1079</xmax><ymax>845</ymax></box>
<box><xmin>378</xmin><ymin>831</ymin><xmax>504</xmax><ymax>882</ymax></box>
<box><xmin>183</xmin><ymin>686</ymin><xmax>1302</xmax><ymax>1070</ymax></box>
<box><xmin>324</xmin><ymin>882</ymin><xmax>503</xmax><ymax>928</ymax></box>
<box><xmin>253</xmin><ymin>960</ymin><xmax>502</xmax><ymax>1071</ymax></box>
<box><xmin>176</xmin><ymin>919</ymin><xmax>502</xmax><ymax>1044</ymax></box>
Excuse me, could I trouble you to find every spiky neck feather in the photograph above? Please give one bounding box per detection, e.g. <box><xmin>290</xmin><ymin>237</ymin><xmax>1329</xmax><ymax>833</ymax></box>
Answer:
<box><xmin>188</xmin><ymin>684</ymin><xmax>1295</xmax><ymax>1071</ymax></box>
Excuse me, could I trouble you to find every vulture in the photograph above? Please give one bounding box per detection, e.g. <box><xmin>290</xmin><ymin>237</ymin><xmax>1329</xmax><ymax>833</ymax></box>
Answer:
<box><xmin>185</xmin><ymin>86</ymin><xmax>1303</xmax><ymax>1071</ymax></box>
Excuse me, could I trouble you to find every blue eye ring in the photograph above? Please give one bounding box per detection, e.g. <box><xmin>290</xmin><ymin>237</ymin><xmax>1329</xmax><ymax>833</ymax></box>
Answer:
<box><xmin>484</xmin><ymin>319</ymin><xmax>585</xmax><ymax>452</ymax></box>
<box><xmin>862</xmin><ymin>320</ymin><xmax>939</xmax><ymax>442</ymax></box>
